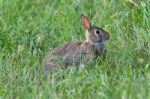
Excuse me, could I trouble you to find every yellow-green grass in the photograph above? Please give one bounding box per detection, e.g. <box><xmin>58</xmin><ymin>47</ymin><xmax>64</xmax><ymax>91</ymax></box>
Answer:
<box><xmin>0</xmin><ymin>0</ymin><xmax>150</xmax><ymax>99</ymax></box>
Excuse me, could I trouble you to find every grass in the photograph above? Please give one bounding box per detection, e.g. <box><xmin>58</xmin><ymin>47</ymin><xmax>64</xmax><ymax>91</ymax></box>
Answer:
<box><xmin>0</xmin><ymin>0</ymin><xmax>150</xmax><ymax>98</ymax></box>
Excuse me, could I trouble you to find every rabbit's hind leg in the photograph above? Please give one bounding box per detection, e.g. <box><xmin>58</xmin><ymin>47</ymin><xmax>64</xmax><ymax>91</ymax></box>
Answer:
<box><xmin>43</xmin><ymin>62</ymin><xmax>61</xmax><ymax>76</ymax></box>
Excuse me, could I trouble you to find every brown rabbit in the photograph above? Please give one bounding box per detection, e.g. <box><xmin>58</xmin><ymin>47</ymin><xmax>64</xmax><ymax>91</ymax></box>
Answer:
<box><xmin>43</xmin><ymin>15</ymin><xmax>109</xmax><ymax>75</ymax></box>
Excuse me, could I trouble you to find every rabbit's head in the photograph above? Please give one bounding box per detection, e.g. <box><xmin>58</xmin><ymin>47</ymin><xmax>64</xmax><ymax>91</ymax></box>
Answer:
<box><xmin>80</xmin><ymin>15</ymin><xmax>109</xmax><ymax>44</ymax></box>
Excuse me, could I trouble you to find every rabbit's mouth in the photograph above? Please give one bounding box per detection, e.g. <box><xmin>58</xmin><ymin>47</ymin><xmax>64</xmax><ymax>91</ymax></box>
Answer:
<box><xmin>94</xmin><ymin>40</ymin><xmax>103</xmax><ymax>46</ymax></box>
<box><xmin>94</xmin><ymin>40</ymin><xmax>104</xmax><ymax>51</ymax></box>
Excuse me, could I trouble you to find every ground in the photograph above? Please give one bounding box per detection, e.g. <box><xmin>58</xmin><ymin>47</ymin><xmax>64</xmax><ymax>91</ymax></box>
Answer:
<box><xmin>0</xmin><ymin>0</ymin><xmax>150</xmax><ymax>99</ymax></box>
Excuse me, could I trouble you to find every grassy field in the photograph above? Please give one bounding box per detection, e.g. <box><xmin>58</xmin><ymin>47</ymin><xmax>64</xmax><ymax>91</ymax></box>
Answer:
<box><xmin>1</xmin><ymin>0</ymin><xmax>150</xmax><ymax>99</ymax></box>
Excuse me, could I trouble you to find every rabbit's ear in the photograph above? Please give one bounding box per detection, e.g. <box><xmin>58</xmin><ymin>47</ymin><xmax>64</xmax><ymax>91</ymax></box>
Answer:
<box><xmin>80</xmin><ymin>15</ymin><xmax>91</xmax><ymax>30</ymax></box>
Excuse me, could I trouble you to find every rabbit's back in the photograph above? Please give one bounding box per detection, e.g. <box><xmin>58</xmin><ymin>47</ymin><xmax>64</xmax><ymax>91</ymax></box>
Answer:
<box><xmin>43</xmin><ymin>42</ymin><xmax>82</xmax><ymax>65</ymax></box>
<box><xmin>44</xmin><ymin>42</ymin><xmax>81</xmax><ymax>61</ymax></box>
<box><xmin>43</xmin><ymin>41</ymin><xmax>98</xmax><ymax>66</ymax></box>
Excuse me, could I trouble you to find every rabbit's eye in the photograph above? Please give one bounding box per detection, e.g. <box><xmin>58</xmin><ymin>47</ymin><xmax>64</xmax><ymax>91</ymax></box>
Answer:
<box><xmin>96</xmin><ymin>30</ymin><xmax>100</xmax><ymax>34</ymax></box>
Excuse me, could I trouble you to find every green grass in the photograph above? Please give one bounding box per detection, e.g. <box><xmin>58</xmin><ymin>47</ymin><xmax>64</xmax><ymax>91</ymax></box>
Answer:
<box><xmin>1</xmin><ymin>0</ymin><xmax>150</xmax><ymax>98</ymax></box>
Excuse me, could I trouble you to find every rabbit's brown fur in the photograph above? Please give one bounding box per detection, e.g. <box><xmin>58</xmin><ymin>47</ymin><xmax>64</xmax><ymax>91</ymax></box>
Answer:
<box><xmin>43</xmin><ymin>15</ymin><xmax>109</xmax><ymax>75</ymax></box>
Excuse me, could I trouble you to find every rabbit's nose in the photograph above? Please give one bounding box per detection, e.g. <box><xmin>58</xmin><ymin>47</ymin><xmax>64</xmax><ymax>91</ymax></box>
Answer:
<box><xmin>106</xmin><ymin>33</ymin><xmax>110</xmax><ymax>39</ymax></box>
<box><xmin>103</xmin><ymin>32</ymin><xmax>109</xmax><ymax>40</ymax></box>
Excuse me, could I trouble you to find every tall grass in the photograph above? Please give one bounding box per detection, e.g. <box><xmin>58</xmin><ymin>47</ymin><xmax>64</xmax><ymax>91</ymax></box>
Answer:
<box><xmin>0</xmin><ymin>0</ymin><xmax>150</xmax><ymax>98</ymax></box>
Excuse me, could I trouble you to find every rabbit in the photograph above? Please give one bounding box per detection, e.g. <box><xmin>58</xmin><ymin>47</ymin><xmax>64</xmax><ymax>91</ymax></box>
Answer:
<box><xmin>43</xmin><ymin>15</ymin><xmax>109</xmax><ymax>75</ymax></box>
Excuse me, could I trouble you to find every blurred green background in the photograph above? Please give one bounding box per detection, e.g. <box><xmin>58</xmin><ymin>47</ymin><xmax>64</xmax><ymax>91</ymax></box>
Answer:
<box><xmin>0</xmin><ymin>0</ymin><xmax>150</xmax><ymax>99</ymax></box>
